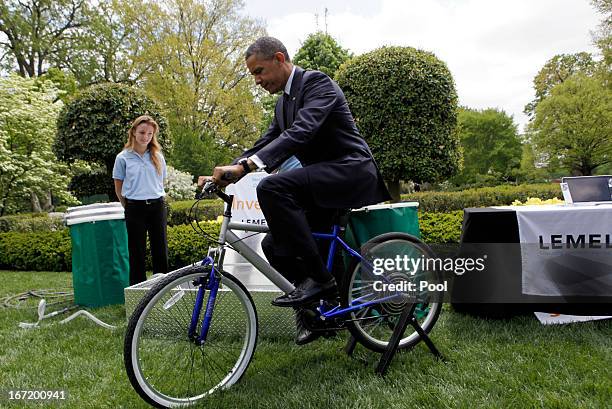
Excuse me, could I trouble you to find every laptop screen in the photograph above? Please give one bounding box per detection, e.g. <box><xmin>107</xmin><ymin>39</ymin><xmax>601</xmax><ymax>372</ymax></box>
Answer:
<box><xmin>561</xmin><ymin>176</ymin><xmax>612</xmax><ymax>202</ymax></box>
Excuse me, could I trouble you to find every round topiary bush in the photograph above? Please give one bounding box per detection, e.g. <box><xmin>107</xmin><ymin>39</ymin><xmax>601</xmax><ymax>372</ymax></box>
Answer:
<box><xmin>336</xmin><ymin>46</ymin><xmax>460</xmax><ymax>200</ymax></box>
<box><xmin>54</xmin><ymin>83</ymin><xmax>169</xmax><ymax>199</ymax></box>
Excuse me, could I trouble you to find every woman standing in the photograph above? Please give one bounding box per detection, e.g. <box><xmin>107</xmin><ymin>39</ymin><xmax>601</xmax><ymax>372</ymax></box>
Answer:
<box><xmin>112</xmin><ymin>115</ymin><xmax>168</xmax><ymax>285</ymax></box>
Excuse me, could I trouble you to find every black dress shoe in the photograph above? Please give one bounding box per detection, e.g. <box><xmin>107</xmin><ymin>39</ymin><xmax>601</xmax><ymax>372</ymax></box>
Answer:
<box><xmin>272</xmin><ymin>277</ymin><xmax>337</xmax><ymax>307</ymax></box>
<box><xmin>294</xmin><ymin>308</ymin><xmax>320</xmax><ymax>345</ymax></box>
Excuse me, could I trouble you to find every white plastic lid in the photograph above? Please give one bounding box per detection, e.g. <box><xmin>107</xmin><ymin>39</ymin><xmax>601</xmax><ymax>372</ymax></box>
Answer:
<box><xmin>64</xmin><ymin>202</ymin><xmax>125</xmax><ymax>225</ymax></box>
<box><xmin>352</xmin><ymin>201</ymin><xmax>419</xmax><ymax>212</ymax></box>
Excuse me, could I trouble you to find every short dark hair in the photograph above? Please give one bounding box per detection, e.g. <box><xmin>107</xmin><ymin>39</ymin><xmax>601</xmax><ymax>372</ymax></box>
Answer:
<box><xmin>245</xmin><ymin>36</ymin><xmax>290</xmax><ymax>62</ymax></box>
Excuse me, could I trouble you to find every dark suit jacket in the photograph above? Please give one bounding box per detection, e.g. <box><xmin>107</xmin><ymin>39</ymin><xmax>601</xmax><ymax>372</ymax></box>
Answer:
<box><xmin>240</xmin><ymin>67</ymin><xmax>391</xmax><ymax>208</ymax></box>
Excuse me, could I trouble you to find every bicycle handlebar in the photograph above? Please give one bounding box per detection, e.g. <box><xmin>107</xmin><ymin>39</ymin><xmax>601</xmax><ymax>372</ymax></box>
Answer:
<box><xmin>195</xmin><ymin>182</ymin><xmax>215</xmax><ymax>200</ymax></box>
<box><xmin>195</xmin><ymin>181</ymin><xmax>232</xmax><ymax>205</ymax></box>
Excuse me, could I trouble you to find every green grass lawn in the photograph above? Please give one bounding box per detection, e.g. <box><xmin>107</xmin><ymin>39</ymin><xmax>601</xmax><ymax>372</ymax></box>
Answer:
<box><xmin>0</xmin><ymin>270</ymin><xmax>610</xmax><ymax>408</ymax></box>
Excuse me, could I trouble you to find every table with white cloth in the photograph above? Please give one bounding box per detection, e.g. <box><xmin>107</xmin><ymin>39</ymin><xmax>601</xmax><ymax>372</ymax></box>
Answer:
<box><xmin>451</xmin><ymin>204</ymin><xmax>612</xmax><ymax>317</ymax></box>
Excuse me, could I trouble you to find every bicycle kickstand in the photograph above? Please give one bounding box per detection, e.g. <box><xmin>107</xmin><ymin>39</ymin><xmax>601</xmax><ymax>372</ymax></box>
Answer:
<box><xmin>375</xmin><ymin>302</ymin><xmax>444</xmax><ymax>376</ymax></box>
<box><xmin>344</xmin><ymin>335</ymin><xmax>358</xmax><ymax>356</ymax></box>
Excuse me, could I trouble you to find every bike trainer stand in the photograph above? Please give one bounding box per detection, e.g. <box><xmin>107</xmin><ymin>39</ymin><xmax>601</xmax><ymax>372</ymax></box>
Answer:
<box><xmin>344</xmin><ymin>302</ymin><xmax>444</xmax><ymax>376</ymax></box>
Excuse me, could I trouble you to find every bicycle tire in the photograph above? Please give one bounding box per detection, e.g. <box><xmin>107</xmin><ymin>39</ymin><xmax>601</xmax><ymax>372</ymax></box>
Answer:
<box><xmin>124</xmin><ymin>264</ymin><xmax>258</xmax><ymax>408</ymax></box>
<box><xmin>341</xmin><ymin>232</ymin><xmax>443</xmax><ymax>353</ymax></box>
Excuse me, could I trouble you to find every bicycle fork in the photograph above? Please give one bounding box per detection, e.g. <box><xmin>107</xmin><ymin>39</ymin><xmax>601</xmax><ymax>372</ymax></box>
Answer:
<box><xmin>188</xmin><ymin>256</ymin><xmax>220</xmax><ymax>346</ymax></box>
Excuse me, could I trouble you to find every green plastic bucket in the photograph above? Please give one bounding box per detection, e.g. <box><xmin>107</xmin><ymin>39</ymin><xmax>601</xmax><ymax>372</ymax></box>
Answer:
<box><xmin>65</xmin><ymin>203</ymin><xmax>129</xmax><ymax>307</ymax></box>
<box><xmin>346</xmin><ymin>202</ymin><xmax>421</xmax><ymax>249</ymax></box>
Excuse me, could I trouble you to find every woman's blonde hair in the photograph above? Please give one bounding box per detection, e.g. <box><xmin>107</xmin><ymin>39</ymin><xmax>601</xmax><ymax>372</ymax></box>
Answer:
<box><xmin>125</xmin><ymin>115</ymin><xmax>163</xmax><ymax>175</ymax></box>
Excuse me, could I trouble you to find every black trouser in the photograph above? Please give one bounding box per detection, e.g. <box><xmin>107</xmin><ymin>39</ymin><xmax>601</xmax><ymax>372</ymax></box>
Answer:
<box><xmin>257</xmin><ymin>169</ymin><xmax>337</xmax><ymax>284</ymax></box>
<box><xmin>124</xmin><ymin>198</ymin><xmax>168</xmax><ymax>285</ymax></box>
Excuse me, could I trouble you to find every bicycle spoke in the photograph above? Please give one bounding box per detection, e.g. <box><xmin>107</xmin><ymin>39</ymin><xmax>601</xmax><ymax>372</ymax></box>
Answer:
<box><xmin>342</xmin><ymin>236</ymin><xmax>442</xmax><ymax>352</ymax></box>
<box><xmin>126</xmin><ymin>269</ymin><xmax>257</xmax><ymax>406</ymax></box>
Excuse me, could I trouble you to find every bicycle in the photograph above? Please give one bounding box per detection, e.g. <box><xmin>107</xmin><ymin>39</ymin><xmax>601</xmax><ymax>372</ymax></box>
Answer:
<box><xmin>124</xmin><ymin>181</ymin><xmax>443</xmax><ymax>408</ymax></box>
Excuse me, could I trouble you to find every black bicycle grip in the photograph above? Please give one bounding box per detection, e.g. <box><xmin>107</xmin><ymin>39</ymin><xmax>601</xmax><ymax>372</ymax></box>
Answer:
<box><xmin>195</xmin><ymin>181</ymin><xmax>217</xmax><ymax>199</ymax></box>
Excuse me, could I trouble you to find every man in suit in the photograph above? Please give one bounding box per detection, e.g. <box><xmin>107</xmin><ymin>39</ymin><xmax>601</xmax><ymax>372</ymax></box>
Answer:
<box><xmin>200</xmin><ymin>37</ymin><xmax>390</xmax><ymax>344</ymax></box>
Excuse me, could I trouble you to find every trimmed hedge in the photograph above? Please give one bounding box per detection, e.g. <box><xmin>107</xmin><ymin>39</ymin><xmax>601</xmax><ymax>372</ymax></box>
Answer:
<box><xmin>0</xmin><ymin>199</ymin><xmax>223</xmax><ymax>234</ymax></box>
<box><xmin>0</xmin><ymin>221</ymin><xmax>222</xmax><ymax>272</ymax></box>
<box><xmin>151</xmin><ymin>222</ymin><xmax>220</xmax><ymax>270</ymax></box>
<box><xmin>402</xmin><ymin>183</ymin><xmax>562</xmax><ymax>212</ymax></box>
<box><xmin>0</xmin><ymin>212</ymin><xmax>465</xmax><ymax>272</ymax></box>
<box><xmin>0</xmin><ymin>183</ymin><xmax>566</xmax><ymax>271</ymax></box>
<box><xmin>419</xmin><ymin>210</ymin><xmax>463</xmax><ymax>244</ymax></box>
<box><xmin>0</xmin><ymin>230</ymin><xmax>72</xmax><ymax>271</ymax></box>
<box><xmin>167</xmin><ymin>199</ymin><xmax>223</xmax><ymax>226</ymax></box>
<box><xmin>0</xmin><ymin>213</ymin><xmax>66</xmax><ymax>233</ymax></box>
<box><xmin>336</xmin><ymin>46</ymin><xmax>460</xmax><ymax>187</ymax></box>
<box><xmin>69</xmin><ymin>171</ymin><xmax>114</xmax><ymax>199</ymax></box>
<box><xmin>0</xmin><ymin>183</ymin><xmax>563</xmax><ymax>233</ymax></box>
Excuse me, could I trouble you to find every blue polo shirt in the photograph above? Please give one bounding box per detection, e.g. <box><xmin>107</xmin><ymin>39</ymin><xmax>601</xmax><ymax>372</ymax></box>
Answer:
<box><xmin>112</xmin><ymin>149</ymin><xmax>167</xmax><ymax>200</ymax></box>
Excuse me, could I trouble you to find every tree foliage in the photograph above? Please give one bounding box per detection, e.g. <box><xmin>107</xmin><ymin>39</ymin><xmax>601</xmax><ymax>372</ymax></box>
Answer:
<box><xmin>74</xmin><ymin>0</ymin><xmax>163</xmax><ymax>85</ymax></box>
<box><xmin>293</xmin><ymin>32</ymin><xmax>352</xmax><ymax>78</ymax></box>
<box><xmin>524</xmin><ymin>53</ymin><xmax>598</xmax><ymax>119</ymax></box>
<box><xmin>591</xmin><ymin>0</ymin><xmax>612</xmax><ymax>68</ymax></box>
<box><xmin>257</xmin><ymin>93</ymin><xmax>279</xmax><ymax>135</ymax></box>
<box><xmin>336</xmin><ymin>46</ymin><xmax>460</xmax><ymax>201</ymax></box>
<box><xmin>450</xmin><ymin>108</ymin><xmax>522</xmax><ymax>186</ymax></box>
<box><xmin>141</xmin><ymin>0</ymin><xmax>266</xmax><ymax>161</ymax></box>
<box><xmin>0</xmin><ymin>0</ymin><xmax>93</xmax><ymax>79</ymax></box>
<box><xmin>0</xmin><ymin>74</ymin><xmax>77</xmax><ymax>215</ymax></box>
<box><xmin>529</xmin><ymin>72</ymin><xmax>612</xmax><ymax>176</ymax></box>
<box><xmin>54</xmin><ymin>83</ymin><xmax>169</xmax><ymax>198</ymax></box>
<box><xmin>39</xmin><ymin>67</ymin><xmax>78</xmax><ymax>102</ymax></box>
<box><xmin>0</xmin><ymin>0</ymin><xmax>160</xmax><ymax>86</ymax></box>
<box><xmin>1</xmin><ymin>0</ymin><xmax>268</xmax><ymax>181</ymax></box>
<box><xmin>165</xmin><ymin>123</ymin><xmax>235</xmax><ymax>180</ymax></box>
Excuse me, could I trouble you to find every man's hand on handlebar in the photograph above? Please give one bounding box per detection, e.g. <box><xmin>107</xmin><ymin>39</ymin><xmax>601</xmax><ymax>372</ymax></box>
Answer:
<box><xmin>197</xmin><ymin>164</ymin><xmax>244</xmax><ymax>189</ymax></box>
<box><xmin>195</xmin><ymin>176</ymin><xmax>221</xmax><ymax>199</ymax></box>
<box><xmin>196</xmin><ymin>170</ymin><xmax>237</xmax><ymax>202</ymax></box>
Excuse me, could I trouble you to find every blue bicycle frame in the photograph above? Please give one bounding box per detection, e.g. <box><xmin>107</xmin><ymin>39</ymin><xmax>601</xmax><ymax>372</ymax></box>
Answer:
<box><xmin>312</xmin><ymin>227</ymin><xmax>405</xmax><ymax>320</ymax></box>
<box><xmin>187</xmin><ymin>256</ymin><xmax>217</xmax><ymax>345</ymax></box>
<box><xmin>188</xmin><ymin>220</ymin><xmax>404</xmax><ymax>346</ymax></box>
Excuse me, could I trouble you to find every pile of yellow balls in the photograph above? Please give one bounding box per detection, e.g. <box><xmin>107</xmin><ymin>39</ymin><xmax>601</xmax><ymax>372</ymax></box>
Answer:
<box><xmin>511</xmin><ymin>197</ymin><xmax>565</xmax><ymax>206</ymax></box>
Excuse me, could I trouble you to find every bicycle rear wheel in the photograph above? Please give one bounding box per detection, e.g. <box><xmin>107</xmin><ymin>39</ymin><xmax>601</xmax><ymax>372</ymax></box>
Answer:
<box><xmin>124</xmin><ymin>265</ymin><xmax>258</xmax><ymax>408</ymax></box>
<box><xmin>341</xmin><ymin>233</ymin><xmax>442</xmax><ymax>353</ymax></box>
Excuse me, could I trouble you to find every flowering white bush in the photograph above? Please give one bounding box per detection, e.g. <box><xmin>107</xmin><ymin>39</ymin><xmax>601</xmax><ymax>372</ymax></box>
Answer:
<box><xmin>165</xmin><ymin>165</ymin><xmax>196</xmax><ymax>200</ymax></box>
<box><xmin>0</xmin><ymin>74</ymin><xmax>78</xmax><ymax>215</ymax></box>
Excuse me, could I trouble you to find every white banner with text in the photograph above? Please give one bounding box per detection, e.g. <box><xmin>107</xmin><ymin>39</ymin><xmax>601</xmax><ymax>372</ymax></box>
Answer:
<box><xmin>516</xmin><ymin>205</ymin><xmax>612</xmax><ymax>296</ymax></box>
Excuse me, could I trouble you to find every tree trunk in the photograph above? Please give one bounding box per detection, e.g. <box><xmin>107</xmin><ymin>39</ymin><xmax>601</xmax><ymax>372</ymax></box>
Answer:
<box><xmin>574</xmin><ymin>162</ymin><xmax>593</xmax><ymax>177</ymax></box>
<box><xmin>30</xmin><ymin>191</ymin><xmax>42</xmax><ymax>213</ymax></box>
<box><xmin>571</xmin><ymin>168</ymin><xmax>583</xmax><ymax>176</ymax></box>
<box><xmin>40</xmin><ymin>190</ymin><xmax>53</xmax><ymax>212</ymax></box>
<box><xmin>387</xmin><ymin>179</ymin><xmax>401</xmax><ymax>203</ymax></box>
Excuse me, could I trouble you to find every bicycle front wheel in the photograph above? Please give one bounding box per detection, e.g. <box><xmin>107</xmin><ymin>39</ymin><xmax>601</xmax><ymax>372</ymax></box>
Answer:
<box><xmin>124</xmin><ymin>265</ymin><xmax>258</xmax><ymax>408</ymax></box>
<box><xmin>341</xmin><ymin>233</ymin><xmax>443</xmax><ymax>353</ymax></box>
